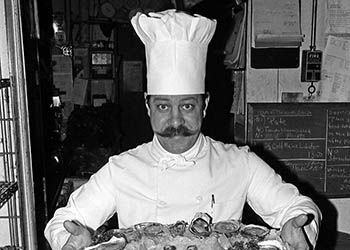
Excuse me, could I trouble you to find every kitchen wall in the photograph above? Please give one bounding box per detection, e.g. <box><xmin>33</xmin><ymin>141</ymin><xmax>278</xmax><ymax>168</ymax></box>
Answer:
<box><xmin>246</xmin><ymin>0</ymin><xmax>350</xmax><ymax>234</ymax></box>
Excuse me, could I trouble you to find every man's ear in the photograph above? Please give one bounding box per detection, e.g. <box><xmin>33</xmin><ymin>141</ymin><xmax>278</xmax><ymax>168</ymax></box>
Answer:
<box><xmin>144</xmin><ymin>92</ymin><xmax>151</xmax><ymax>117</ymax></box>
<box><xmin>203</xmin><ymin>92</ymin><xmax>210</xmax><ymax>117</ymax></box>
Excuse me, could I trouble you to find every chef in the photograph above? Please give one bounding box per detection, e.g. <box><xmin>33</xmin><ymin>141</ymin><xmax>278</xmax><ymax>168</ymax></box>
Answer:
<box><xmin>44</xmin><ymin>9</ymin><xmax>321</xmax><ymax>250</ymax></box>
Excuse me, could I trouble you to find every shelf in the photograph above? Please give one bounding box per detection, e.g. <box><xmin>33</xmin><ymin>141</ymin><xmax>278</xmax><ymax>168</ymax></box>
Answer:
<box><xmin>0</xmin><ymin>182</ymin><xmax>18</xmax><ymax>209</ymax></box>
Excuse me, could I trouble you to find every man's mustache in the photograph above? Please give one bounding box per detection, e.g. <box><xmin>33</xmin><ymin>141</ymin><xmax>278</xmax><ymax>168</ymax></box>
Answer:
<box><xmin>156</xmin><ymin>125</ymin><xmax>196</xmax><ymax>137</ymax></box>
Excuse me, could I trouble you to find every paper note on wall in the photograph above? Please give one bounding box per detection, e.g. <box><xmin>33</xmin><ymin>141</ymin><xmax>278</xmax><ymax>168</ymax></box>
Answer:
<box><xmin>252</xmin><ymin>0</ymin><xmax>303</xmax><ymax>48</ymax></box>
<box><xmin>123</xmin><ymin>61</ymin><xmax>143</xmax><ymax>92</ymax></box>
<box><xmin>52</xmin><ymin>55</ymin><xmax>73</xmax><ymax>102</ymax></box>
<box><xmin>72</xmin><ymin>78</ymin><xmax>88</xmax><ymax>105</ymax></box>
<box><xmin>53</xmin><ymin>74</ymin><xmax>73</xmax><ymax>102</ymax></box>
<box><xmin>318</xmin><ymin>35</ymin><xmax>350</xmax><ymax>101</ymax></box>
<box><xmin>52</xmin><ymin>55</ymin><xmax>73</xmax><ymax>74</ymax></box>
<box><xmin>326</xmin><ymin>0</ymin><xmax>350</xmax><ymax>34</ymax></box>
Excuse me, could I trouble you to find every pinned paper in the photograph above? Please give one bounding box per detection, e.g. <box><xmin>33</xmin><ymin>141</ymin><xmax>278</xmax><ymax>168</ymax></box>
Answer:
<box><xmin>318</xmin><ymin>35</ymin><xmax>350</xmax><ymax>102</ymax></box>
<box><xmin>252</xmin><ymin>0</ymin><xmax>303</xmax><ymax>48</ymax></box>
<box><xmin>326</xmin><ymin>0</ymin><xmax>350</xmax><ymax>34</ymax></box>
<box><xmin>72</xmin><ymin>78</ymin><xmax>88</xmax><ymax>105</ymax></box>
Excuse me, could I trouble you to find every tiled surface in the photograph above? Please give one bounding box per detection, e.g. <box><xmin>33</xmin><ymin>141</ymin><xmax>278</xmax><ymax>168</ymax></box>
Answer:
<box><xmin>316</xmin><ymin>232</ymin><xmax>350</xmax><ymax>250</ymax></box>
<box><xmin>334</xmin><ymin>232</ymin><xmax>350</xmax><ymax>250</ymax></box>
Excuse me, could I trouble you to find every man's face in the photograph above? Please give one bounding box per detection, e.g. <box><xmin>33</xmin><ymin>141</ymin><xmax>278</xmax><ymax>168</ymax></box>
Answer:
<box><xmin>145</xmin><ymin>94</ymin><xmax>209</xmax><ymax>154</ymax></box>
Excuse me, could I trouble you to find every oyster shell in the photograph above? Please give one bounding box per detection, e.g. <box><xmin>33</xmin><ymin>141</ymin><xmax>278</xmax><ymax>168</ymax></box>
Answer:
<box><xmin>258</xmin><ymin>240</ymin><xmax>285</xmax><ymax>250</ymax></box>
<box><xmin>119</xmin><ymin>227</ymin><xmax>141</xmax><ymax>243</ymax></box>
<box><xmin>189</xmin><ymin>212</ymin><xmax>212</xmax><ymax>238</ymax></box>
<box><xmin>135</xmin><ymin>222</ymin><xmax>166</xmax><ymax>237</ymax></box>
<box><xmin>212</xmin><ymin>220</ymin><xmax>240</xmax><ymax>236</ymax></box>
<box><xmin>240</xmin><ymin>224</ymin><xmax>269</xmax><ymax>239</ymax></box>
<box><xmin>169</xmin><ymin>221</ymin><xmax>187</xmax><ymax>237</ymax></box>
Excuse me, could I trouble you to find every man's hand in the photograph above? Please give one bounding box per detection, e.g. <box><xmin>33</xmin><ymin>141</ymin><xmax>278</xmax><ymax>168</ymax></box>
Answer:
<box><xmin>281</xmin><ymin>214</ymin><xmax>312</xmax><ymax>250</ymax></box>
<box><xmin>62</xmin><ymin>220</ymin><xmax>93</xmax><ymax>250</ymax></box>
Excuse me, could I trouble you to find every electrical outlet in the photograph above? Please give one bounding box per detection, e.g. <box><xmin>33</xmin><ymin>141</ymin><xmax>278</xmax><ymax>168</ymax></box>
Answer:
<box><xmin>301</xmin><ymin>50</ymin><xmax>322</xmax><ymax>82</ymax></box>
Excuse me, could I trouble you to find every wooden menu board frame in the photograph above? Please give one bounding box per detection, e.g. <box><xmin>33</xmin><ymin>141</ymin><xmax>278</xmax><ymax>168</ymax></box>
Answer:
<box><xmin>247</xmin><ymin>103</ymin><xmax>350</xmax><ymax>198</ymax></box>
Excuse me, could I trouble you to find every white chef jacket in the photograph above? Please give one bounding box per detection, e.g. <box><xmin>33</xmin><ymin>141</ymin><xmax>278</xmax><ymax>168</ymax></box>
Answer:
<box><xmin>44</xmin><ymin>134</ymin><xmax>321</xmax><ymax>250</ymax></box>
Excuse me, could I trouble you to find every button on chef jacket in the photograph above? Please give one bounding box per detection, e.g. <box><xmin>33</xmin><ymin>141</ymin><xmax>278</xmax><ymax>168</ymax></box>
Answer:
<box><xmin>45</xmin><ymin>134</ymin><xmax>321</xmax><ymax>250</ymax></box>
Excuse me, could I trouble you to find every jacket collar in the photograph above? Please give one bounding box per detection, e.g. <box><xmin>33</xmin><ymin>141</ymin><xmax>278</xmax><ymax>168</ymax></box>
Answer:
<box><xmin>150</xmin><ymin>133</ymin><xmax>207</xmax><ymax>170</ymax></box>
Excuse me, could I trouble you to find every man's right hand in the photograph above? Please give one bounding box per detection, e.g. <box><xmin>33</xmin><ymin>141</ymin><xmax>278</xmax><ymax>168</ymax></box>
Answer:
<box><xmin>62</xmin><ymin>220</ymin><xmax>93</xmax><ymax>250</ymax></box>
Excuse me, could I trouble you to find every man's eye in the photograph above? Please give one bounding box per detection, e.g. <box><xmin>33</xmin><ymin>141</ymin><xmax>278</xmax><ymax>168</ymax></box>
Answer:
<box><xmin>182</xmin><ymin>104</ymin><xmax>194</xmax><ymax>111</ymax></box>
<box><xmin>157</xmin><ymin>104</ymin><xmax>169</xmax><ymax>111</ymax></box>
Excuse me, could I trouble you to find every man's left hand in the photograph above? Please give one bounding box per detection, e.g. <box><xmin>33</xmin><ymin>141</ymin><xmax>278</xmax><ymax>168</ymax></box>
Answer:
<box><xmin>281</xmin><ymin>214</ymin><xmax>312</xmax><ymax>250</ymax></box>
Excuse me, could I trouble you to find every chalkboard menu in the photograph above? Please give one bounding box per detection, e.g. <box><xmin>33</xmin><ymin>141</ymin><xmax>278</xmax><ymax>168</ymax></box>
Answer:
<box><xmin>247</xmin><ymin>103</ymin><xmax>350</xmax><ymax>197</ymax></box>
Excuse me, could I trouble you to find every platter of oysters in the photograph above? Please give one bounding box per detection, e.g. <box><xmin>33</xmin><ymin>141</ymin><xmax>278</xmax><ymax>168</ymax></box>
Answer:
<box><xmin>85</xmin><ymin>212</ymin><xmax>290</xmax><ymax>250</ymax></box>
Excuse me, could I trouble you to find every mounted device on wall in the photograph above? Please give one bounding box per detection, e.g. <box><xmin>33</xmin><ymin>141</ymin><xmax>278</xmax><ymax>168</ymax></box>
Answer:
<box><xmin>301</xmin><ymin>0</ymin><xmax>322</xmax><ymax>97</ymax></box>
<box><xmin>90</xmin><ymin>50</ymin><xmax>114</xmax><ymax>79</ymax></box>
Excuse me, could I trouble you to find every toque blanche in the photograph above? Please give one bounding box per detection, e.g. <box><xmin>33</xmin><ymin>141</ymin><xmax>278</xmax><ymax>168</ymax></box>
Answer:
<box><xmin>131</xmin><ymin>9</ymin><xmax>217</xmax><ymax>95</ymax></box>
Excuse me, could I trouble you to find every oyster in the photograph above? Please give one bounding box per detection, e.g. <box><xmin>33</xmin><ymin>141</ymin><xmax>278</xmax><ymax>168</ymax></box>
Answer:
<box><xmin>189</xmin><ymin>212</ymin><xmax>212</xmax><ymax>238</ymax></box>
<box><xmin>169</xmin><ymin>221</ymin><xmax>187</xmax><ymax>237</ymax></box>
<box><xmin>135</xmin><ymin>222</ymin><xmax>166</xmax><ymax>237</ymax></box>
<box><xmin>186</xmin><ymin>245</ymin><xmax>198</xmax><ymax>250</ymax></box>
<box><xmin>119</xmin><ymin>227</ymin><xmax>141</xmax><ymax>243</ymax></box>
<box><xmin>258</xmin><ymin>240</ymin><xmax>285</xmax><ymax>250</ymax></box>
<box><xmin>85</xmin><ymin>234</ymin><xmax>127</xmax><ymax>250</ymax></box>
<box><xmin>240</xmin><ymin>224</ymin><xmax>269</xmax><ymax>239</ymax></box>
<box><xmin>212</xmin><ymin>220</ymin><xmax>240</xmax><ymax>237</ymax></box>
<box><xmin>164</xmin><ymin>245</ymin><xmax>177</xmax><ymax>250</ymax></box>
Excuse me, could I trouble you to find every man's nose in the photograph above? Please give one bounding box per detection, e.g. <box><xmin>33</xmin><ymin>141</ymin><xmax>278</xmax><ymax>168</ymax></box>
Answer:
<box><xmin>169</xmin><ymin>108</ymin><xmax>184</xmax><ymax>127</ymax></box>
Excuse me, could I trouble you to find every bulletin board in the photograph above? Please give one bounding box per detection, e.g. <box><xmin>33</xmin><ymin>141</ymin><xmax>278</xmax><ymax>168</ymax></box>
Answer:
<box><xmin>247</xmin><ymin>103</ymin><xmax>350</xmax><ymax>198</ymax></box>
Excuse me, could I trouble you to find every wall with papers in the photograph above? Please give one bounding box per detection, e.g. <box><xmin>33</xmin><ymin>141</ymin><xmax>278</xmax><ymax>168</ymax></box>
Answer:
<box><xmin>245</xmin><ymin>0</ymin><xmax>350</xmax><ymax>234</ymax></box>
<box><xmin>246</xmin><ymin>0</ymin><xmax>350</xmax><ymax>103</ymax></box>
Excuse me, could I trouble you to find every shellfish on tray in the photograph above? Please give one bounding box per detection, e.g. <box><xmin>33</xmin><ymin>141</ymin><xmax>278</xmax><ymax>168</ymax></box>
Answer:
<box><xmin>211</xmin><ymin>220</ymin><xmax>240</xmax><ymax>237</ymax></box>
<box><xmin>168</xmin><ymin>221</ymin><xmax>187</xmax><ymax>237</ymax></box>
<box><xmin>134</xmin><ymin>222</ymin><xmax>167</xmax><ymax>237</ymax></box>
<box><xmin>188</xmin><ymin>212</ymin><xmax>212</xmax><ymax>238</ymax></box>
<box><xmin>87</xmin><ymin>212</ymin><xmax>289</xmax><ymax>250</ymax></box>
<box><xmin>240</xmin><ymin>224</ymin><xmax>270</xmax><ymax>239</ymax></box>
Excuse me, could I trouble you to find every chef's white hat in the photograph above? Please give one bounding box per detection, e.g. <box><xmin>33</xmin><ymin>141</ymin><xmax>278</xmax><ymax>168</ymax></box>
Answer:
<box><xmin>131</xmin><ymin>9</ymin><xmax>217</xmax><ymax>95</ymax></box>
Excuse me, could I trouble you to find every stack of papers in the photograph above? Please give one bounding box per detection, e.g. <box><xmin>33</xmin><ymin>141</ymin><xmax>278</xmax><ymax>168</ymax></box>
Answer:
<box><xmin>252</xmin><ymin>0</ymin><xmax>303</xmax><ymax>48</ymax></box>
